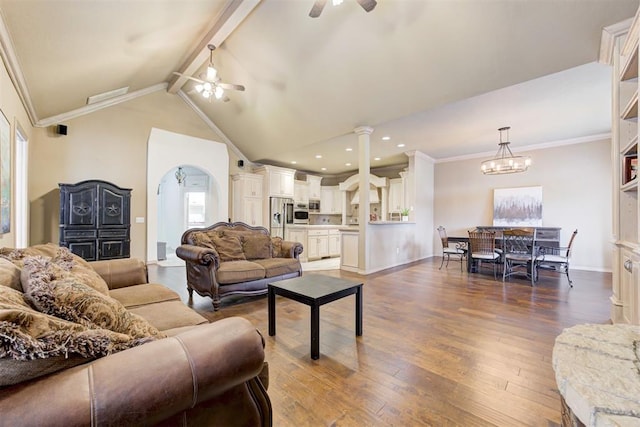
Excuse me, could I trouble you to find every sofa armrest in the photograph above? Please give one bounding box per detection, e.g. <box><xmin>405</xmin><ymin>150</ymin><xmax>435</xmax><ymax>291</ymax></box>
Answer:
<box><xmin>281</xmin><ymin>240</ymin><xmax>303</xmax><ymax>259</ymax></box>
<box><xmin>0</xmin><ymin>318</ymin><xmax>267</xmax><ymax>426</ymax></box>
<box><xmin>90</xmin><ymin>258</ymin><xmax>148</xmax><ymax>289</ymax></box>
<box><xmin>176</xmin><ymin>244</ymin><xmax>220</xmax><ymax>269</ymax></box>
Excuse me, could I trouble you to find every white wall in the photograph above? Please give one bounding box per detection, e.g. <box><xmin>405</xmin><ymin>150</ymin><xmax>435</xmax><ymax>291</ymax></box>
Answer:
<box><xmin>147</xmin><ymin>128</ymin><xmax>228</xmax><ymax>262</ymax></box>
<box><xmin>434</xmin><ymin>138</ymin><xmax>612</xmax><ymax>271</ymax></box>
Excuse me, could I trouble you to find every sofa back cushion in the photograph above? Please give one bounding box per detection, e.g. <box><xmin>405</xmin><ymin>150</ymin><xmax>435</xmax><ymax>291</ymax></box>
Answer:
<box><xmin>0</xmin><ymin>258</ymin><xmax>22</xmax><ymax>292</ymax></box>
<box><xmin>241</xmin><ymin>234</ymin><xmax>272</xmax><ymax>260</ymax></box>
<box><xmin>210</xmin><ymin>234</ymin><xmax>246</xmax><ymax>261</ymax></box>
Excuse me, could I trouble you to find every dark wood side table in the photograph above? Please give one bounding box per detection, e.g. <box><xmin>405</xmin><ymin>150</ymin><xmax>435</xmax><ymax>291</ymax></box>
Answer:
<box><xmin>268</xmin><ymin>274</ymin><xmax>363</xmax><ymax>360</ymax></box>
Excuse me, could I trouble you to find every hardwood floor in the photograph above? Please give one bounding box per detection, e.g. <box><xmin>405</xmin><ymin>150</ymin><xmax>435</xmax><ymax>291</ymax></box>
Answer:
<box><xmin>148</xmin><ymin>259</ymin><xmax>611</xmax><ymax>426</ymax></box>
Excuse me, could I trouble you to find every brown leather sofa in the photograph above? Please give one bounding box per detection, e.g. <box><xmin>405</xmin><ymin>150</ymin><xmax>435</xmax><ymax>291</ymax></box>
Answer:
<box><xmin>176</xmin><ymin>222</ymin><xmax>303</xmax><ymax>311</ymax></box>
<box><xmin>0</xmin><ymin>244</ymin><xmax>272</xmax><ymax>426</ymax></box>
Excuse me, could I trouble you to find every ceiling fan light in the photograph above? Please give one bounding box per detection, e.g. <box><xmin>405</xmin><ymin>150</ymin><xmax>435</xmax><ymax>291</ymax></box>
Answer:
<box><xmin>195</xmin><ymin>84</ymin><xmax>204</xmax><ymax>93</ymax></box>
<box><xmin>206</xmin><ymin>65</ymin><xmax>217</xmax><ymax>81</ymax></box>
<box><xmin>202</xmin><ymin>91</ymin><xmax>211</xmax><ymax>99</ymax></box>
<box><xmin>332</xmin><ymin>0</ymin><xmax>343</xmax><ymax>5</ymax></box>
<box><xmin>214</xmin><ymin>86</ymin><xmax>224</xmax><ymax>99</ymax></box>
<box><xmin>203</xmin><ymin>82</ymin><xmax>212</xmax><ymax>91</ymax></box>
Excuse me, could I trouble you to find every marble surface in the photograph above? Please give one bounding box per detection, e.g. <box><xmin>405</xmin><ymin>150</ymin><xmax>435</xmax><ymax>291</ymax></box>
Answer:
<box><xmin>552</xmin><ymin>323</ymin><xmax>640</xmax><ymax>426</ymax></box>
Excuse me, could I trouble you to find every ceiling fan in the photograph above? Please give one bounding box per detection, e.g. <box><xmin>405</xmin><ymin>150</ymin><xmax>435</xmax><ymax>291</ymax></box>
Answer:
<box><xmin>309</xmin><ymin>0</ymin><xmax>377</xmax><ymax>18</ymax></box>
<box><xmin>173</xmin><ymin>44</ymin><xmax>245</xmax><ymax>102</ymax></box>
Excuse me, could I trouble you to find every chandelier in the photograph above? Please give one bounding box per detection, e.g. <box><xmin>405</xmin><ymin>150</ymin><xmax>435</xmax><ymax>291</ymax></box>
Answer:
<box><xmin>481</xmin><ymin>127</ymin><xmax>531</xmax><ymax>175</ymax></box>
<box><xmin>175</xmin><ymin>167</ymin><xmax>186</xmax><ymax>185</ymax></box>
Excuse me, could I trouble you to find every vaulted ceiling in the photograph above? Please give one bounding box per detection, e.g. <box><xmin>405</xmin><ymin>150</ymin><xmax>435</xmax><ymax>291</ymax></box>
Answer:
<box><xmin>0</xmin><ymin>0</ymin><xmax>637</xmax><ymax>174</ymax></box>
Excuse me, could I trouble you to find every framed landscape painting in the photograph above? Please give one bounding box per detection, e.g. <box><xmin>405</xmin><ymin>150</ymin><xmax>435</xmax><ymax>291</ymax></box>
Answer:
<box><xmin>493</xmin><ymin>186</ymin><xmax>542</xmax><ymax>226</ymax></box>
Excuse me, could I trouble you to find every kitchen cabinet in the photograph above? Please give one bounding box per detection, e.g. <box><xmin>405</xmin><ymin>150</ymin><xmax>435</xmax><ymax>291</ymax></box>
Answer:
<box><xmin>308</xmin><ymin>229</ymin><xmax>329</xmax><ymax>259</ymax></box>
<box><xmin>255</xmin><ymin>165</ymin><xmax>295</xmax><ymax>198</ymax></box>
<box><xmin>294</xmin><ymin>180</ymin><xmax>309</xmax><ymax>204</ymax></box>
<box><xmin>232</xmin><ymin>173</ymin><xmax>264</xmax><ymax>226</ymax></box>
<box><xmin>328</xmin><ymin>229</ymin><xmax>341</xmax><ymax>256</ymax></box>
<box><xmin>340</xmin><ymin>231</ymin><xmax>359</xmax><ymax>269</ymax></box>
<box><xmin>609</xmin><ymin>8</ymin><xmax>640</xmax><ymax>324</ymax></box>
<box><xmin>307</xmin><ymin>175</ymin><xmax>322</xmax><ymax>200</ymax></box>
<box><xmin>320</xmin><ymin>186</ymin><xmax>342</xmax><ymax>214</ymax></box>
<box><xmin>388</xmin><ymin>178</ymin><xmax>405</xmax><ymax>213</ymax></box>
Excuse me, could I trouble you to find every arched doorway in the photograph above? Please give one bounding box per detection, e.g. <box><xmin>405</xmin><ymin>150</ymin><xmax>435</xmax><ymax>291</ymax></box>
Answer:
<box><xmin>156</xmin><ymin>165</ymin><xmax>217</xmax><ymax>264</ymax></box>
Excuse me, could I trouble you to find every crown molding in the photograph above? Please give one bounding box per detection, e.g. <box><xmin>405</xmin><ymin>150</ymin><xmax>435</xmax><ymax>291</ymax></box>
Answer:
<box><xmin>177</xmin><ymin>90</ymin><xmax>248</xmax><ymax>163</ymax></box>
<box><xmin>0</xmin><ymin>9</ymin><xmax>38</xmax><ymax>125</ymax></box>
<box><xmin>36</xmin><ymin>83</ymin><xmax>168</xmax><ymax>127</ymax></box>
<box><xmin>436</xmin><ymin>132</ymin><xmax>611</xmax><ymax>164</ymax></box>
<box><xmin>405</xmin><ymin>150</ymin><xmax>436</xmax><ymax>163</ymax></box>
<box><xmin>599</xmin><ymin>17</ymin><xmax>634</xmax><ymax>65</ymax></box>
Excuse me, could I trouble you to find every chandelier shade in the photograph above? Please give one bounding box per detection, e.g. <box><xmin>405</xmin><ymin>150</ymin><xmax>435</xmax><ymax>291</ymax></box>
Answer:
<box><xmin>481</xmin><ymin>127</ymin><xmax>531</xmax><ymax>175</ymax></box>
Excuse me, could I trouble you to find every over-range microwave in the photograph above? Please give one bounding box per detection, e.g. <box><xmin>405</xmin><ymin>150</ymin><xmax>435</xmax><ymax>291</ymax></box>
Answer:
<box><xmin>293</xmin><ymin>203</ymin><xmax>309</xmax><ymax>224</ymax></box>
<box><xmin>308</xmin><ymin>200</ymin><xmax>320</xmax><ymax>212</ymax></box>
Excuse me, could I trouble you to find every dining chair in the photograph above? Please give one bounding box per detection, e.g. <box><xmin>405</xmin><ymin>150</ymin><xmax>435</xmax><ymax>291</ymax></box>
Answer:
<box><xmin>437</xmin><ymin>226</ymin><xmax>466</xmax><ymax>271</ymax></box>
<box><xmin>502</xmin><ymin>228</ymin><xmax>543</xmax><ymax>286</ymax></box>
<box><xmin>538</xmin><ymin>229</ymin><xmax>578</xmax><ymax>287</ymax></box>
<box><xmin>468</xmin><ymin>230</ymin><xmax>501</xmax><ymax>279</ymax></box>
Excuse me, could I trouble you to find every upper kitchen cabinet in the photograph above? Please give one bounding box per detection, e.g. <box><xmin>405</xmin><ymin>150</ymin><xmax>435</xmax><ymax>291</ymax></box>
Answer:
<box><xmin>294</xmin><ymin>180</ymin><xmax>309</xmax><ymax>204</ymax></box>
<box><xmin>307</xmin><ymin>175</ymin><xmax>322</xmax><ymax>200</ymax></box>
<box><xmin>255</xmin><ymin>165</ymin><xmax>295</xmax><ymax>198</ymax></box>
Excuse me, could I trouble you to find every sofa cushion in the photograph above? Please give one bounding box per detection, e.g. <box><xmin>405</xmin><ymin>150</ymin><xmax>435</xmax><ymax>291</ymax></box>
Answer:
<box><xmin>242</xmin><ymin>234</ymin><xmax>272</xmax><ymax>260</ymax></box>
<box><xmin>252</xmin><ymin>258</ymin><xmax>301</xmax><ymax>278</ymax></box>
<box><xmin>0</xmin><ymin>286</ymin><xmax>153</xmax><ymax>387</ymax></box>
<box><xmin>190</xmin><ymin>231</ymin><xmax>216</xmax><ymax>249</ymax></box>
<box><xmin>210</xmin><ymin>234</ymin><xmax>246</xmax><ymax>262</ymax></box>
<box><xmin>108</xmin><ymin>284</ymin><xmax>181</xmax><ymax>309</ymax></box>
<box><xmin>0</xmin><ymin>258</ymin><xmax>21</xmax><ymax>292</ymax></box>
<box><xmin>271</xmin><ymin>237</ymin><xmax>283</xmax><ymax>258</ymax></box>
<box><xmin>128</xmin><ymin>301</ymin><xmax>208</xmax><ymax>331</ymax></box>
<box><xmin>20</xmin><ymin>255</ymin><xmax>166</xmax><ymax>340</ymax></box>
<box><xmin>216</xmin><ymin>260</ymin><xmax>265</xmax><ymax>284</ymax></box>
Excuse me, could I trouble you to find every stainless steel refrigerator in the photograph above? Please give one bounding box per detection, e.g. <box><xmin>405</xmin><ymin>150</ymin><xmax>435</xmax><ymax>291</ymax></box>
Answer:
<box><xmin>269</xmin><ymin>197</ymin><xmax>294</xmax><ymax>238</ymax></box>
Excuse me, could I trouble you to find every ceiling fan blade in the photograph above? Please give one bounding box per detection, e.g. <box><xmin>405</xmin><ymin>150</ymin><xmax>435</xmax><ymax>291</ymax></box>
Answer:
<box><xmin>356</xmin><ymin>0</ymin><xmax>377</xmax><ymax>12</ymax></box>
<box><xmin>309</xmin><ymin>0</ymin><xmax>327</xmax><ymax>18</ymax></box>
<box><xmin>218</xmin><ymin>82</ymin><xmax>245</xmax><ymax>91</ymax></box>
<box><xmin>172</xmin><ymin>71</ymin><xmax>205</xmax><ymax>84</ymax></box>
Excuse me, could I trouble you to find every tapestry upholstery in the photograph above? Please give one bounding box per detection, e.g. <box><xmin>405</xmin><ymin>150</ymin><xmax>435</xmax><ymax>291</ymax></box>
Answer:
<box><xmin>0</xmin><ymin>258</ymin><xmax>21</xmax><ymax>292</ymax></box>
<box><xmin>271</xmin><ymin>237</ymin><xmax>283</xmax><ymax>258</ymax></box>
<box><xmin>20</xmin><ymin>255</ymin><xmax>165</xmax><ymax>340</ymax></box>
<box><xmin>242</xmin><ymin>234</ymin><xmax>272</xmax><ymax>260</ymax></box>
<box><xmin>210</xmin><ymin>234</ymin><xmax>246</xmax><ymax>262</ymax></box>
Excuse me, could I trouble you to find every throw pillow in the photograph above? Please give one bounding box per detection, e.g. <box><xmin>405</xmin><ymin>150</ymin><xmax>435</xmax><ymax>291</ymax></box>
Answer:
<box><xmin>242</xmin><ymin>234</ymin><xmax>272</xmax><ymax>259</ymax></box>
<box><xmin>210</xmin><ymin>234</ymin><xmax>246</xmax><ymax>261</ymax></box>
<box><xmin>190</xmin><ymin>231</ymin><xmax>216</xmax><ymax>249</ymax></box>
<box><xmin>0</xmin><ymin>286</ymin><xmax>153</xmax><ymax>387</ymax></box>
<box><xmin>21</xmin><ymin>256</ymin><xmax>165</xmax><ymax>340</ymax></box>
<box><xmin>1</xmin><ymin>245</ymin><xmax>110</xmax><ymax>296</ymax></box>
<box><xmin>271</xmin><ymin>237</ymin><xmax>283</xmax><ymax>258</ymax></box>
<box><xmin>0</xmin><ymin>258</ymin><xmax>22</xmax><ymax>292</ymax></box>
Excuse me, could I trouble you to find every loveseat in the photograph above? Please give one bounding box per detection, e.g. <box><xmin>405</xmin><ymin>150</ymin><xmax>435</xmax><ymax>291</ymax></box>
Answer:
<box><xmin>0</xmin><ymin>243</ymin><xmax>271</xmax><ymax>426</ymax></box>
<box><xmin>176</xmin><ymin>221</ymin><xmax>303</xmax><ymax>311</ymax></box>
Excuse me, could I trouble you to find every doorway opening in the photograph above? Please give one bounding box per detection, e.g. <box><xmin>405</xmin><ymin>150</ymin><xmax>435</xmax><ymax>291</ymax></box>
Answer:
<box><xmin>157</xmin><ymin>165</ymin><xmax>215</xmax><ymax>266</ymax></box>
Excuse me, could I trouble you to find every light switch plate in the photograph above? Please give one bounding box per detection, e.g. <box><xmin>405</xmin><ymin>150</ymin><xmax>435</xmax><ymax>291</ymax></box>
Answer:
<box><xmin>135</xmin><ymin>217</ymin><xmax>145</xmax><ymax>223</ymax></box>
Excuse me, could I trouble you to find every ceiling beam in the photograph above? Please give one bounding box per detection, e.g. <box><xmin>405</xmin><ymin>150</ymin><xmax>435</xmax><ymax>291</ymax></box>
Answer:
<box><xmin>167</xmin><ymin>0</ymin><xmax>261</xmax><ymax>94</ymax></box>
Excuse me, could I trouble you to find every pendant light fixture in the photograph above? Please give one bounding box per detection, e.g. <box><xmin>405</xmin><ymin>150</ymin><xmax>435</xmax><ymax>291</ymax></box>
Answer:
<box><xmin>481</xmin><ymin>127</ymin><xmax>531</xmax><ymax>175</ymax></box>
<box><xmin>175</xmin><ymin>167</ymin><xmax>187</xmax><ymax>185</ymax></box>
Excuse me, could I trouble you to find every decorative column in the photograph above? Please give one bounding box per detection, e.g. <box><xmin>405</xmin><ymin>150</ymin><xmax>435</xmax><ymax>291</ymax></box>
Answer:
<box><xmin>354</xmin><ymin>126</ymin><xmax>373</xmax><ymax>271</ymax></box>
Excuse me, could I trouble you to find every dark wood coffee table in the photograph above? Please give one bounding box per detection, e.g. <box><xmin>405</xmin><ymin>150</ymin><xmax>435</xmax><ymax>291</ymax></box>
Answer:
<box><xmin>268</xmin><ymin>274</ymin><xmax>363</xmax><ymax>360</ymax></box>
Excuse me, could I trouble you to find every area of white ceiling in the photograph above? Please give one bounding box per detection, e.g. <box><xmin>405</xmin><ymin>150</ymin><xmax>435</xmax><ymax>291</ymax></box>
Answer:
<box><xmin>0</xmin><ymin>0</ymin><xmax>637</xmax><ymax>175</ymax></box>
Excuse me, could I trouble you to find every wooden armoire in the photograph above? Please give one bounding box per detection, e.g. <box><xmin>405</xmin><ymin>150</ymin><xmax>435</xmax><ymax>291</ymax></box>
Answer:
<box><xmin>59</xmin><ymin>180</ymin><xmax>131</xmax><ymax>261</ymax></box>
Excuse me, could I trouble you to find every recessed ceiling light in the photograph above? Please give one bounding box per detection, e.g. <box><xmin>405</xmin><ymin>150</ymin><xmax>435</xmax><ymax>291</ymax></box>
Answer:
<box><xmin>397</xmin><ymin>143</ymin><xmax>405</xmax><ymax>148</ymax></box>
<box><xmin>315</xmin><ymin>155</ymin><xmax>322</xmax><ymax>159</ymax></box>
<box><xmin>345</xmin><ymin>163</ymin><xmax>351</xmax><ymax>166</ymax></box>
<box><xmin>374</xmin><ymin>157</ymin><xmax>381</xmax><ymax>161</ymax></box>
<box><xmin>291</xmin><ymin>161</ymin><xmax>297</xmax><ymax>164</ymax></box>
<box><xmin>321</xmin><ymin>167</ymin><xmax>327</xmax><ymax>171</ymax></box>
<box><xmin>346</xmin><ymin>148</ymin><xmax>353</xmax><ymax>152</ymax></box>
<box><xmin>382</xmin><ymin>136</ymin><xmax>391</xmax><ymax>141</ymax></box>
